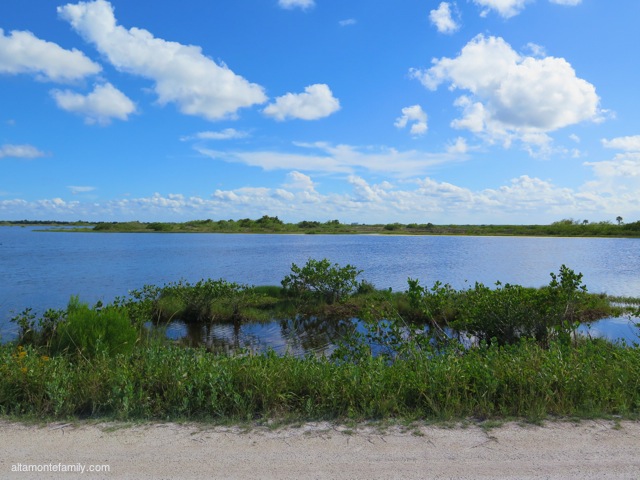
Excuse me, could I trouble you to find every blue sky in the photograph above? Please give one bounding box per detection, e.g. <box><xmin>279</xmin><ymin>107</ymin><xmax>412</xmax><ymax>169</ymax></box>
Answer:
<box><xmin>1</xmin><ymin>0</ymin><xmax>639</xmax><ymax>224</ymax></box>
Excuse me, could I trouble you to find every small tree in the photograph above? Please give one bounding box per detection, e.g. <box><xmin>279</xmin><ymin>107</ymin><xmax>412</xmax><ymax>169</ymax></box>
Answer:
<box><xmin>616</xmin><ymin>216</ymin><xmax>623</xmax><ymax>225</ymax></box>
<box><xmin>281</xmin><ymin>258</ymin><xmax>362</xmax><ymax>304</ymax></box>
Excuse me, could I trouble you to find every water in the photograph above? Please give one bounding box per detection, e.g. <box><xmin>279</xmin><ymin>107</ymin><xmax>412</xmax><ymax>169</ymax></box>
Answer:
<box><xmin>1</xmin><ymin>226</ymin><xmax>639</xmax><ymax>346</ymax></box>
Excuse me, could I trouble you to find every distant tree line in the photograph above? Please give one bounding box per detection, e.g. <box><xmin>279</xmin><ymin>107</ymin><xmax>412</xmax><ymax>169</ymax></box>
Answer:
<box><xmin>3</xmin><ymin>216</ymin><xmax>639</xmax><ymax>237</ymax></box>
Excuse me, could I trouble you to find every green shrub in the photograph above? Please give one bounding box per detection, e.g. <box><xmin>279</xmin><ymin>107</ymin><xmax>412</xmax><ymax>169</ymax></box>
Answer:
<box><xmin>51</xmin><ymin>297</ymin><xmax>137</xmax><ymax>358</ymax></box>
<box><xmin>406</xmin><ymin>266</ymin><xmax>611</xmax><ymax>347</ymax></box>
<box><xmin>281</xmin><ymin>258</ymin><xmax>363</xmax><ymax>304</ymax></box>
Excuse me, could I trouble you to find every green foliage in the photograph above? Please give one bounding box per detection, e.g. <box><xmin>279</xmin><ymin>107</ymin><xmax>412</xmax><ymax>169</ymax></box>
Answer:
<box><xmin>138</xmin><ymin>279</ymin><xmax>282</xmax><ymax>324</ymax></box>
<box><xmin>384</xmin><ymin>223</ymin><xmax>402</xmax><ymax>231</ymax></box>
<box><xmin>456</xmin><ymin>282</ymin><xmax>546</xmax><ymax>345</ymax></box>
<box><xmin>1</xmin><ymin>339</ymin><xmax>639</xmax><ymax>421</ymax></box>
<box><xmin>407</xmin><ymin>279</ymin><xmax>458</xmax><ymax>337</ymax></box>
<box><xmin>9</xmin><ymin>217</ymin><xmax>640</xmax><ymax>237</ymax></box>
<box><xmin>406</xmin><ymin>265</ymin><xmax>608</xmax><ymax>347</ymax></box>
<box><xmin>281</xmin><ymin>258</ymin><xmax>363</xmax><ymax>304</ymax></box>
<box><xmin>147</xmin><ymin>222</ymin><xmax>175</xmax><ymax>232</ymax></box>
<box><xmin>112</xmin><ymin>284</ymin><xmax>161</xmax><ymax>328</ymax></box>
<box><xmin>11</xmin><ymin>307</ymin><xmax>66</xmax><ymax>349</ymax></box>
<box><xmin>1</xmin><ymin>260</ymin><xmax>637</xmax><ymax>422</ymax></box>
<box><xmin>93</xmin><ymin>221</ymin><xmax>144</xmax><ymax>232</ymax></box>
<box><xmin>51</xmin><ymin>297</ymin><xmax>137</xmax><ymax>358</ymax></box>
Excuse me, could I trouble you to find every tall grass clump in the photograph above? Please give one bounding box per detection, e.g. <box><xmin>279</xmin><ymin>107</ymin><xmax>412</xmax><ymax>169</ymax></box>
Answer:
<box><xmin>50</xmin><ymin>297</ymin><xmax>137</xmax><ymax>358</ymax></box>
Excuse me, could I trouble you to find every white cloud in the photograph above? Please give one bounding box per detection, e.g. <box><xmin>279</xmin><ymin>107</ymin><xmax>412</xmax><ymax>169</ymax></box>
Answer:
<box><xmin>395</xmin><ymin>105</ymin><xmax>428</xmax><ymax>137</ymax></box>
<box><xmin>0</xmin><ymin>28</ymin><xmax>101</xmax><ymax>82</ymax></box>
<box><xmin>410</xmin><ymin>35</ymin><xmax>600</xmax><ymax>150</ymax></box>
<box><xmin>51</xmin><ymin>82</ymin><xmax>136</xmax><ymax>125</ymax></box>
<box><xmin>473</xmin><ymin>0</ymin><xmax>532</xmax><ymax>18</ymax></box>
<box><xmin>339</xmin><ymin>19</ymin><xmax>357</xmax><ymax>27</ymax></box>
<box><xmin>278</xmin><ymin>0</ymin><xmax>315</xmax><ymax>10</ymax></box>
<box><xmin>585</xmin><ymin>153</ymin><xmax>640</xmax><ymax>179</ymax></box>
<box><xmin>446</xmin><ymin>137</ymin><xmax>469</xmax><ymax>154</ymax></box>
<box><xmin>550</xmin><ymin>0</ymin><xmax>581</xmax><ymax>5</ymax></box>
<box><xmin>429</xmin><ymin>3</ymin><xmax>459</xmax><ymax>34</ymax></box>
<box><xmin>583</xmin><ymin>152</ymin><xmax>640</xmax><ymax>205</ymax></box>
<box><xmin>263</xmin><ymin>84</ymin><xmax>340</xmax><ymax>121</ymax></box>
<box><xmin>473</xmin><ymin>0</ymin><xmax>581</xmax><ymax>18</ymax></box>
<box><xmin>68</xmin><ymin>186</ymin><xmax>96</xmax><ymax>194</ymax></box>
<box><xmin>0</xmin><ymin>144</ymin><xmax>46</xmax><ymax>159</ymax></box>
<box><xmin>523</xmin><ymin>42</ymin><xmax>546</xmax><ymax>58</ymax></box>
<box><xmin>195</xmin><ymin>142</ymin><xmax>465</xmax><ymax>177</ymax></box>
<box><xmin>58</xmin><ymin>0</ymin><xmax>267</xmax><ymax>120</ymax></box>
<box><xmin>584</xmin><ymin>136</ymin><xmax>640</xmax><ymax>198</ymax></box>
<box><xmin>602</xmin><ymin>135</ymin><xmax>640</xmax><ymax>152</ymax></box>
<box><xmin>283</xmin><ymin>171</ymin><xmax>317</xmax><ymax>191</ymax></box>
<box><xmin>181</xmin><ymin>129</ymin><xmax>249</xmax><ymax>141</ymax></box>
<box><xmin>1</xmin><ymin>168</ymin><xmax>636</xmax><ymax>224</ymax></box>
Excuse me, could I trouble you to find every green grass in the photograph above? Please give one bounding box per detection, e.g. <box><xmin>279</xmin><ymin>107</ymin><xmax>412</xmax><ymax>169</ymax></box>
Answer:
<box><xmin>1</xmin><ymin>339</ymin><xmax>639</xmax><ymax>422</ymax></box>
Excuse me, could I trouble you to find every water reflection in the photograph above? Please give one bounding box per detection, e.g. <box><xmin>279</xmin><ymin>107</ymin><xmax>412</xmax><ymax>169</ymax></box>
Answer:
<box><xmin>161</xmin><ymin>315</ymin><xmax>351</xmax><ymax>357</ymax></box>
<box><xmin>578</xmin><ymin>316</ymin><xmax>639</xmax><ymax>345</ymax></box>
<box><xmin>157</xmin><ymin>315</ymin><xmax>639</xmax><ymax>356</ymax></box>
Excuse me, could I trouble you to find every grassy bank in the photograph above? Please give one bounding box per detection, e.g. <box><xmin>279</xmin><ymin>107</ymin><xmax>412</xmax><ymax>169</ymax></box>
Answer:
<box><xmin>1</xmin><ymin>339</ymin><xmax>639</xmax><ymax>422</ymax></box>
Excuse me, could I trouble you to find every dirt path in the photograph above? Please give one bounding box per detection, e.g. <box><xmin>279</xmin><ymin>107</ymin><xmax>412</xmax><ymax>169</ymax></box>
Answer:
<box><xmin>1</xmin><ymin>420</ymin><xmax>639</xmax><ymax>479</ymax></box>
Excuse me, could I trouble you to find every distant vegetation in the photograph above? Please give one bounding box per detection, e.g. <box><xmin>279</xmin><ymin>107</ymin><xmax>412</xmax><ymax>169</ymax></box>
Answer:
<box><xmin>3</xmin><ymin>216</ymin><xmax>640</xmax><ymax>237</ymax></box>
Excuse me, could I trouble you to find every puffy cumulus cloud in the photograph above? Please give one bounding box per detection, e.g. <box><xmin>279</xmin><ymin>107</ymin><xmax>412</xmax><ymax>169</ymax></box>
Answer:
<box><xmin>0</xmin><ymin>28</ymin><xmax>101</xmax><ymax>82</ymax></box>
<box><xmin>582</xmin><ymin>136</ymin><xmax>640</xmax><ymax>202</ymax></box>
<box><xmin>395</xmin><ymin>105</ymin><xmax>428</xmax><ymax>137</ymax></box>
<box><xmin>0</xmin><ymin>144</ymin><xmax>46</xmax><ymax>159</ymax></box>
<box><xmin>410</xmin><ymin>35</ymin><xmax>600</xmax><ymax>150</ymax></box>
<box><xmin>585</xmin><ymin>154</ymin><xmax>640</xmax><ymax>180</ymax></box>
<box><xmin>181</xmin><ymin>128</ymin><xmax>250</xmax><ymax>142</ymax></box>
<box><xmin>195</xmin><ymin>141</ymin><xmax>465</xmax><ymax>177</ymax></box>
<box><xmin>283</xmin><ymin>171</ymin><xmax>317</xmax><ymax>191</ymax></box>
<box><xmin>429</xmin><ymin>2</ymin><xmax>459</xmax><ymax>34</ymax></box>
<box><xmin>263</xmin><ymin>84</ymin><xmax>340</xmax><ymax>121</ymax></box>
<box><xmin>484</xmin><ymin>175</ymin><xmax>578</xmax><ymax>210</ymax></box>
<box><xmin>51</xmin><ymin>82</ymin><xmax>135</xmax><ymax>125</ymax></box>
<box><xmin>58</xmin><ymin>0</ymin><xmax>267</xmax><ymax>120</ymax></box>
<box><xmin>278</xmin><ymin>0</ymin><xmax>315</xmax><ymax>10</ymax></box>
<box><xmin>602</xmin><ymin>135</ymin><xmax>640</xmax><ymax>152</ymax></box>
<box><xmin>446</xmin><ymin>137</ymin><xmax>469</xmax><ymax>154</ymax></box>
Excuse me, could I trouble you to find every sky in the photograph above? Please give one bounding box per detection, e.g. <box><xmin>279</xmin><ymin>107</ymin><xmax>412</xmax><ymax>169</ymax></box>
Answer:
<box><xmin>1</xmin><ymin>0</ymin><xmax>639</xmax><ymax>224</ymax></box>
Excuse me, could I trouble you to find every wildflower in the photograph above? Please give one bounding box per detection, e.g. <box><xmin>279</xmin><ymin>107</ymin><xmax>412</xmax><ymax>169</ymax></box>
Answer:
<box><xmin>13</xmin><ymin>346</ymin><xmax>27</xmax><ymax>361</ymax></box>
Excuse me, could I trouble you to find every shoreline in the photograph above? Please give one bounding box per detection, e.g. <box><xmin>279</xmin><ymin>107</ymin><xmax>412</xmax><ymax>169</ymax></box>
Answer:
<box><xmin>1</xmin><ymin>419</ymin><xmax>639</xmax><ymax>479</ymax></box>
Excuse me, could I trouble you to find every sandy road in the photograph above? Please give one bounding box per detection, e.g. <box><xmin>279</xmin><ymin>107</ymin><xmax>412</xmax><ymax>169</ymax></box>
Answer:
<box><xmin>1</xmin><ymin>420</ymin><xmax>639</xmax><ymax>479</ymax></box>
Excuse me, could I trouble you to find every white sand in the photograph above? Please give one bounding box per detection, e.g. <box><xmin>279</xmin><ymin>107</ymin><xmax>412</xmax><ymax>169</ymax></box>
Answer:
<box><xmin>1</xmin><ymin>420</ymin><xmax>639</xmax><ymax>479</ymax></box>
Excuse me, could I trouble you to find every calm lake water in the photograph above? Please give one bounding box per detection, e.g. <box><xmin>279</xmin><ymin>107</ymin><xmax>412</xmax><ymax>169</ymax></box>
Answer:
<box><xmin>1</xmin><ymin>226</ymin><xmax>639</xmax><ymax>346</ymax></box>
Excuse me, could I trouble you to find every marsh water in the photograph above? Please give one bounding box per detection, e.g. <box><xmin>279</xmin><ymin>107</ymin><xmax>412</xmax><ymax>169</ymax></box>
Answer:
<box><xmin>1</xmin><ymin>226</ymin><xmax>639</xmax><ymax>348</ymax></box>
